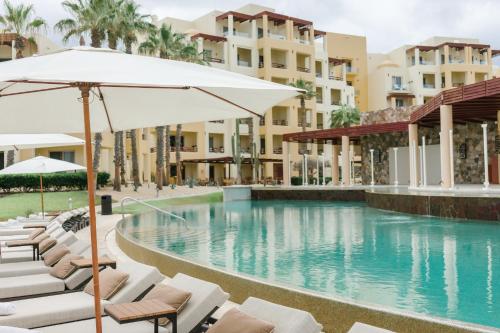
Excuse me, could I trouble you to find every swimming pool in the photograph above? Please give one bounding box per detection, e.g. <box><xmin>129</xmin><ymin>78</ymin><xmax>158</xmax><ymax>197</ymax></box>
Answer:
<box><xmin>117</xmin><ymin>200</ymin><xmax>500</xmax><ymax>329</ymax></box>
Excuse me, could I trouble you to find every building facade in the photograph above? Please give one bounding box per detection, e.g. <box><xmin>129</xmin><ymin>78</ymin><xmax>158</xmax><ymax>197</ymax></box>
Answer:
<box><xmin>368</xmin><ymin>37</ymin><xmax>500</xmax><ymax>111</ymax></box>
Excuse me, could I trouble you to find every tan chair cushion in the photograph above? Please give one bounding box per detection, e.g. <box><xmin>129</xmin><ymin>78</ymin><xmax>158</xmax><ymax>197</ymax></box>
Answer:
<box><xmin>50</xmin><ymin>253</ymin><xmax>83</xmax><ymax>279</ymax></box>
<box><xmin>207</xmin><ymin>308</ymin><xmax>275</xmax><ymax>333</ymax></box>
<box><xmin>28</xmin><ymin>228</ymin><xmax>45</xmax><ymax>240</ymax></box>
<box><xmin>84</xmin><ymin>267</ymin><xmax>129</xmax><ymax>300</ymax></box>
<box><xmin>42</xmin><ymin>244</ymin><xmax>70</xmax><ymax>266</ymax></box>
<box><xmin>33</xmin><ymin>232</ymin><xmax>49</xmax><ymax>242</ymax></box>
<box><xmin>39</xmin><ymin>237</ymin><xmax>57</xmax><ymax>254</ymax></box>
<box><xmin>142</xmin><ymin>284</ymin><xmax>192</xmax><ymax>326</ymax></box>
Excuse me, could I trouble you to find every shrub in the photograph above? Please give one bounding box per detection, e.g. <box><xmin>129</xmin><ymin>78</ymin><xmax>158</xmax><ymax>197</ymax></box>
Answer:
<box><xmin>0</xmin><ymin>172</ymin><xmax>110</xmax><ymax>193</ymax></box>
<box><xmin>290</xmin><ymin>176</ymin><xmax>332</xmax><ymax>186</ymax></box>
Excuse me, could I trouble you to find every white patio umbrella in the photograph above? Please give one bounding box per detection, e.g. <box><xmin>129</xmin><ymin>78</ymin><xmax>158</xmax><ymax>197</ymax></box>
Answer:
<box><xmin>0</xmin><ymin>134</ymin><xmax>84</xmax><ymax>151</ymax></box>
<box><xmin>0</xmin><ymin>46</ymin><xmax>300</xmax><ymax>333</ymax></box>
<box><xmin>0</xmin><ymin>156</ymin><xmax>86</xmax><ymax>217</ymax></box>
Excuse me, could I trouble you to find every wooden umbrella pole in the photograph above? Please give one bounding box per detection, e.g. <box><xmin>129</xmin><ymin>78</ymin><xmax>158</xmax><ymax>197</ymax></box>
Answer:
<box><xmin>39</xmin><ymin>174</ymin><xmax>45</xmax><ymax>218</ymax></box>
<box><xmin>80</xmin><ymin>84</ymin><xmax>103</xmax><ymax>333</ymax></box>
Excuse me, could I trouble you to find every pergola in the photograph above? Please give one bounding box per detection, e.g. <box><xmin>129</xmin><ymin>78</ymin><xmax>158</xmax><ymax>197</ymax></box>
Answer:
<box><xmin>281</xmin><ymin>77</ymin><xmax>500</xmax><ymax>189</ymax></box>
<box><xmin>182</xmin><ymin>156</ymin><xmax>281</xmax><ymax>164</ymax></box>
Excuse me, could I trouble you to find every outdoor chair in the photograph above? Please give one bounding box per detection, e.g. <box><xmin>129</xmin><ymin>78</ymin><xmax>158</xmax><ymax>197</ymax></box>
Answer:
<box><xmin>0</xmin><ymin>259</ymin><xmax>163</xmax><ymax>329</ymax></box>
<box><xmin>37</xmin><ymin>273</ymin><xmax>230</xmax><ymax>333</ymax></box>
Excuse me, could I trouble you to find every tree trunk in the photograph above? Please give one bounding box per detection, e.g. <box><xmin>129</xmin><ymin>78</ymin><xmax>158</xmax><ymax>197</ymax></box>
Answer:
<box><xmin>175</xmin><ymin>124</ymin><xmax>182</xmax><ymax>185</ymax></box>
<box><xmin>90</xmin><ymin>29</ymin><xmax>102</xmax><ymax>48</ymax></box>
<box><xmin>92</xmin><ymin>133</ymin><xmax>103</xmax><ymax>190</ymax></box>
<box><xmin>79</xmin><ymin>35</ymin><xmax>85</xmax><ymax>46</ymax></box>
<box><xmin>164</xmin><ymin>125</ymin><xmax>170</xmax><ymax>186</ymax></box>
<box><xmin>107</xmin><ymin>32</ymin><xmax>118</xmax><ymax>50</ymax></box>
<box><xmin>6</xmin><ymin>150</ymin><xmax>15</xmax><ymax>167</ymax></box>
<box><xmin>247</xmin><ymin>117</ymin><xmax>256</xmax><ymax>183</ymax></box>
<box><xmin>125</xmin><ymin>40</ymin><xmax>132</xmax><ymax>55</ymax></box>
<box><xmin>119</xmin><ymin>131</ymin><xmax>126</xmax><ymax>186</ymax></box>
<box><xmin>301</xmin><ymin>97</ymin><xmax>306</xmax><ymax>132</ymax></box>
<box><xmin>130</xmin><ymin>129</ymin><xmax>141</xmax><ymax>190</ymax></box>
<box><xmin>155</xmin><ymin>126</ymin><xmax>164</xmax><ymax>190</ymax></box>
<box><xmin>234</xmin><ymin>119</ymin><xmax>242</xmax><ymax>185</ymax></box>
<box><xmin>113</xmin><ymin>132</ymin><xmax>121</xmax><ymax>191</ymax></box>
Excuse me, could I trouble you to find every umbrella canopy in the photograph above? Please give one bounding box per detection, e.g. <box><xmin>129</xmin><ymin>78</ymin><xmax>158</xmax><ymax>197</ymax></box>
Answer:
<box><xmin>0</xmin><ymin>47</ymin><xmax>300</xmax><ymax>333</ymax></box>
<box><xmin>0</xmin><ymin>134</ymin><xmax>84</xmax><ymax>151</ymax></box>
<box><xmin>0</xmin><ymin>156</ymin><xmax>85</xmax><ymax>174</ymax></box>
<box><xmin>0</xmin><ymin>47</ymin><xmax>300</xmax><ymax>133</ymax></box>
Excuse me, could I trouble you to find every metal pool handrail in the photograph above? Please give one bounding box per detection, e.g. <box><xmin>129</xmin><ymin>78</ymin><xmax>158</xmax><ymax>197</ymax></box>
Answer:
<box><xmin>119</xmin><ymin>196</ymin><xmax>189</xmax><ymax>229</ymax></box>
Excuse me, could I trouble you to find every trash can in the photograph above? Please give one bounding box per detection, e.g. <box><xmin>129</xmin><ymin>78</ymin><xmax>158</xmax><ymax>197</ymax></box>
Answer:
<box><xmin>101</xmin><ymin>195</ymin><xmax>112</xmax><ymax>215</ymax></box>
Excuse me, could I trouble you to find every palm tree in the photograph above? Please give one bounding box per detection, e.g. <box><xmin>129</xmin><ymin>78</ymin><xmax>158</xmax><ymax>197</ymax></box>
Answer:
<box><xmin>164</xmin><ymin>125</ymin><xmax>170</xmax><ymax>186</ymax></box>
<box><xmin>119</xmin><ymin>131</ymin><xmax>126</xmax><ymax>186</ymax></box>
<box><xmin>289</xmin><ymin>79</ymin><xmax>315</xmax><ymax>132</ymax></box>
<box><xmin>155</xmin><ymin>126</ymin><xmax>164</xmax><ymax>190</ymax></box>
<box><xmin>246</xmin><ymin>117</ymin><xmax>256</xmax><ymax>183</ymax></box>
<box><xmin>113</xmin><ymin>130</ymin><xmax>121</xmax><ymax>191</ymax></box>
<box><xmin>55</xmin><ymin>0</ymin><xmax>109</xmax><ymax>47</ymax></box>
<box><xmin>175</xmin><ymin>124</ymin><xmax>182</xmax><ymax>185</ymax></box>
<box><xmin>138</xmin><ymin>23</ymin><xmax>185</xmax><ymax>59</ymax></box>
<box><xmin>130</xmin><ymin>130</ymin><xmax>140</xmax><ymax>190</ymax></box>
<box><xmin>0</xmin><ymin>0</ymin><xmax>47</xmax><ymax>58</ymax></box>
<box><xmin>330</xmin><ymin>105</ymin><xmax>360</xmax><ymax>128</ymax></box>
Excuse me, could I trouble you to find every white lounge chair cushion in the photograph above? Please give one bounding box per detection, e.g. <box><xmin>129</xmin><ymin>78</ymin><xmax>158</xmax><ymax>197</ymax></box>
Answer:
<box><xmin>0</xmin><ymin>274</ymin><xmax>64</xmax><ymax>299</ymax></box>
<box><xmin>0</xmin><ymin>229</ymin><xmax>31</xmax><ymax>237</ymax></box>
<box><xmin>0</xmin><ymin>303</ymin><xmax>16</xmax><ymax>315</ymax></box>
<box><xmin>0</xmin><ymin>250</ymin><xmax>38</xmax><ymax>264</ymax></box>
<box><xmin>0</xmin><ymin>292</ymin><xmax>109</xmax><ymax>329</ymax></box>
<box><xmin>107</xmin><ymin>261</ymin><xmax>163</xmax><ymax>304</ymax></box>
<box><xmin>0</xmin><ymin>261</ymin><xmax>49</xmax><ymax>278</ymax></box>
<box><xmin>348</xmin><ymin>323</ymin><xmax>395</xmax><ymax>333</ymax></box>
<box><xmin>167</xmin><ymin>273</ymin><xmax>230</xmax><ymax>333</ymax></box>
<box><xmin>239</xmin><ymin>297</ymin><xmax>322</xmax><ymax>333</ymax></box>
<box><xmin>67</xmin><ymin>241</ymin><xmax>90</xmax><ymax>255</ymax></box>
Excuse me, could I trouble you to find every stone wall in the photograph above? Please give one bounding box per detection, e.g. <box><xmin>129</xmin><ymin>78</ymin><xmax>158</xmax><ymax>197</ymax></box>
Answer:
<box><xmin>361</xmin><ymin>106</ymin><xmax>417</xmax><ymax>125</ymax></box>
<box><xmin>359</xmin><ymin>121</ymin><xmax>497</xmax><ymax>185</ymax></box>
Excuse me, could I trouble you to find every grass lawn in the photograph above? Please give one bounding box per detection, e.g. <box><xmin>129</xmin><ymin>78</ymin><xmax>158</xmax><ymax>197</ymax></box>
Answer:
<box><xmin>118</xmin><ymin>192</ymin><xmax>223</xmax><ymax>216</ymax></box>
<box><xmin>0</xmin><ymin>191</ymin><xmax>94</xmax><ymax>221</ymax></box>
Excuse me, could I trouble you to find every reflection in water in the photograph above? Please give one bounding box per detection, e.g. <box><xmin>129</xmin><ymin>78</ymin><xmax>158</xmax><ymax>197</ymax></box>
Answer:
<box><xmin>118</xmin><ymin>200</ymin><xmax>500</xmax><ymax>328</ymax></box>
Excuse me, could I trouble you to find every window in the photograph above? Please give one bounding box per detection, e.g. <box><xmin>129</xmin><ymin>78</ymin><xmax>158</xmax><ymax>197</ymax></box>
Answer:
<box><xmin>49</xmin><ymin>151</ymin><xmax>75</xmax><ymax>163</ymax></box>
<box><xmin>0</xmin><ymin>152</ymin><xmax>4</xmax><ymax>170</ymax></box>
<box><xmin>441</xmin><ymin>54</ymin><xmax>445</xmax><ymax>64</ymax></box>
<box><xmin>392</xmin><ymin>76</ymin><xmax>402</xmax><ymax>90</ymax></box>
<box><xmin>395</xmin><ymin>98</ymin><xmax>404</xmax><ymax>108</ymax></box>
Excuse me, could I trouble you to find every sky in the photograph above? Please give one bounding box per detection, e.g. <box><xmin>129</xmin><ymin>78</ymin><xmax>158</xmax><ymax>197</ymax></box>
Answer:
<box><xmin>23</xmin><ymin>0</ymin><xmax>500</xmax><ymax>59</ymax></box>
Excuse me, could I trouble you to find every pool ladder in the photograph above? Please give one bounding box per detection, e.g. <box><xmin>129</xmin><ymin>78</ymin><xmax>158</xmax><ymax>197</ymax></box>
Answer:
<box><xmin>119</xmin><ymin>196</ymin><xmax>189</xmax><ymax>230</ymax></box>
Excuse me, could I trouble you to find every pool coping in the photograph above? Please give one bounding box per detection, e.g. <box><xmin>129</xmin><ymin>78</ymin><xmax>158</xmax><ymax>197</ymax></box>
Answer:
<box><xmin>115</xmin><ymin>217</ymin><xmax>500</xmax><ymax>333</ymax></box>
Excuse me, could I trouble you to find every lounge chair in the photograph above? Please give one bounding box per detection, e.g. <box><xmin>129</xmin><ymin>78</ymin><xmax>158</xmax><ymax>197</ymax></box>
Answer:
<box><xmin>0</xmin><ymin>240</ymin><xmax>90</xmax><ymax>278</ymax></box>
<box><xmin>38</xmin><ymin>273</ymin><xmax>230</xmax><ymax>333</ymax></box>
<box><xmin>1</xmin><ymin>231</ymin><xmax>78</xmax><ymax>264</ymax></box>
<box><xmin>347</xmin><ymin>322</ymin><xmax>396</xmax><ymax>333</ymax></box>
<box><xmin>0</xmin><ymin>260</ymin><xmax>163</xmax><ymax>329</ymax></box>
<box><xmin>230</xmin><ymin>297</ymin><xmax>323</xmax><ymax>333</ymax></box>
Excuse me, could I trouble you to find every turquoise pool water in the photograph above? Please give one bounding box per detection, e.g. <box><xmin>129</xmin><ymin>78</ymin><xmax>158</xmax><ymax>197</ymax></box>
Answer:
<box><xmin>118</xmin><ymin>200</ymin><xmax>500</xmax><ymax>328</ymax></box>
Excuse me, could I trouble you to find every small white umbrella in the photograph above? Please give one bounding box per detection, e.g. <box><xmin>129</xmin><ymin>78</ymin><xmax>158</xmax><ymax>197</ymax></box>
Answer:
<box><xmin>0</xmin><ymin>134</ymin><xmax>84</xmax><ymax>151</ymax></box>
<box><xmin>0</xmin><ymin>47</ymin><xmax>300</xmax><ymax>333</ymax></box>
<box><xmin>0</xmin><ymin>156</ymin><xmax>86</xmax><ymax>217</ymax></box>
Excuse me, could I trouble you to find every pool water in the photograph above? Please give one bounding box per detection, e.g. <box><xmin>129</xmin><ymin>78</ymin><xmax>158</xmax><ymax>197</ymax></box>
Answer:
<box><xmin>118</xmin><ymin>200</ymin><xmax>500</xmax><ymax>328</ymax></box>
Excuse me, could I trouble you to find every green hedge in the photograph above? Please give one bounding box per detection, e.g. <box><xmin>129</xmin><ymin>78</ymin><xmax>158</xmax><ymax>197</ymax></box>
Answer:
<box><xmin>0</xmin><ymin>172</ymin><xmax>110</xmax><ymax>193</ymax></box>
<box><xmin>291</xmin><ymin>176</ymin><xmax>332</xmax><ymax>186</ymax></box>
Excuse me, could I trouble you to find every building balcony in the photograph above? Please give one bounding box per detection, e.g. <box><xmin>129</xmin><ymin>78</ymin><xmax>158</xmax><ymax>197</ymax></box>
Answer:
<box><xmin>391</xmin><ymin>84</ymin><xmax>409</xmax><ymax>91</ymax></box>
<box><xmin>237</xmin><ymin>60</ymin><xmax>251</xmax><ymax>67</ymax></box>
<box><xmin>346</xmin><ymin>66</ymin><xmax>358</xmax><ymax>74</ymax></box>
<box><xmin>273</xmin><ymin>147</ymin><xmax>283</xmax><ymax>154</ymax></box>
<box><xmin>269</xmin><ymin>33</ymin><xmax>286</xmax><ymax>41</ymax></box>
<box><xmin>297</xmin><ymin>66</ymin><xmax>311</xmax><ymax>73</ymax></box>
<box><xmin>204</xmin><ymin>56</ymin><xmax>225</xmax><ymax>64</ymax></box>
<box><xmin>423</xmin><ymin>83</ymin><xmax>435</xmax><ymax>89</ymax></box>
<box><xmin>331</xmin><ymin>100</ymin><xmax>341</xmax><ymax>106</ymax></box>
<box><xmin>316</xmin><ymin>98</ymin><xmax>323</xmax><ymax>104</ymax></box>
<box><xmin>209</xmin><ymin>120</ymin><xmax>224</xmax><ymax>124</ymax></box>
<box><xmin>260</xmin><ymin>148</ymin><xmax>266</xmax><ymax>154</ymax></box>
<box><xmin>315</xmin><ymin>72</ymin><xmax>322</xmax><ymax>78</ymax></box>
<box><xmin>209</xmin><ymin>147</ymin><xmax>225</xmax><ymax>153</ymax></box>
<box><xmin>272</xmin><ymin>62</ymin><xmax>286</xmax><ymax>69</ymax></box>
<box><xmin>297</xmin><ymin>121</ymin><xmax>312</xmax><ymax>128</ymax></box>
<box><xmin>259</xmin><ymin>118</ymin><xmax>265</xmax><ymax>126</ymax></box>
<box><xmin>272</xmin><ymin>119</ymin><xmax>288</xmax><ymax>126</ymax></box>
<box><xmin>294</xmin><ymin>38</ymin><xmax>310</xmax><ymax>45</ymax></box>
<box><xmin>298</xmin><ymin>149</ymin><xmax>312</xmax><ymax>155</ymax></box>
<box><xmin>170</xmin><ymin>146</ymin><xmax>198</xmax><ymax>152</ymax></box>
<box><xmin>240</xmin><ymin>147</ymin><xmax>251</xmax><ymax>154</ymax></box>
<box><xmin>317</xmin><ymin>123</ymin><xmax>324</xmax><ymax>129</ymax></box>
<box><xmin>328</xmin><ymin>75</ymin><xmax>343</xmax><ymax>81</ymax></box>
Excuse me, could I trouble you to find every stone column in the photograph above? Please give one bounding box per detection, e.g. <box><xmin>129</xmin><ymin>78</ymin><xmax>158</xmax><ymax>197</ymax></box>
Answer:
<box><xmin>331</xmin><ymin>144</ymin><xmax>339</xmax><ymax>185</ymax></box>
<box><xmin>262</xmin><ymin>15</ymin><xmax>269</xmax><ymax>39</ymax></box>
<box><xmin>282</xmin><ymin>141</ymin><xmax>290</xmax><ymax>186</ymax></box>
<box><xmin>251</xmin><ymin>19</ymin><xmax>257</xmax><ymax>39</ymax></box>
<box><xmin>440</xmin><ymin>105</ymin><xmax>453</xmax><ymax>189</ymax></box>
<box><xmin>409</xmin><ymin>124</ymin><xmax>420</xmax><ymax>187</ymax></box>
<box><xmin>341</xmin><ymin>136</ymin><xmax>350</xmax><ymax>186</ymax></box>
<box><xmin>227</xmin><ymin>15</ymin><xmax>234</xmax><ymax>36</ymax></box>
<box><xmin>11</xmin><ymin>40</ymin><xmax>16</xmax><ymax>59</ymax></box>
<box><xmin>414</xmin><ymin>47</ymin><xmax>420</xmax><ymax>65</ymax></box>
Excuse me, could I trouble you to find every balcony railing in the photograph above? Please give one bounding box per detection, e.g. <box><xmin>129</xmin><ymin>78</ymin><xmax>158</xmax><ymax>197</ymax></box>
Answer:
<box><xmin>297</xmin><ymin>66</ymin><xmax>311</xmax><ymax>73</ymax></box>
<box><xmin>204</xmin><ymin>56</ymin><xmax>224</xmax><ymax>64</ymax></box>
<box><xmin>269</xmin><ymin>33</ymin><xmax>286</xmax><ymax>40</ymax></box>
<box><xmin>260</xmin><ymin>148</ymin><xmax>266</xmax><ymax>154</ymax></box>
<box><xmin>346</xmin><ymin>66</ymin><xmax>357</xmax><ymax>73</ymax></box>
<box><xmin>297</xmin><ymin>121</ymin><xmax>312</xmax><ymax>128</ymax></box>
<box><xmin>331</xmin><ymin>100</ymin><xmax>341</xmax><ymax>106</ymax></box>
<box><xmin>209</xmin><ymin>147</ymin><xmax>225</xmax><ymax>153</ymax></box>
<box><xmin>258</xmin><ymin>61</ymin><xmax>264</xmax><ymax>68</ymax></box>
<box><xmin>317</xmin><ymin>123</ymin><xmax>324</xmax><ymax>129</ymax></box>
<box><xmin>272</xmin><ymin>62</ymin><xmax>286</xmax><ymax>69</ymax></box>
<box><xmin>170</xmin><ymin>146</ymin><xmax>198</xmax><ymax>152</ymax></box>
<box><xmin>315</xmin><ymin>72</ymin><xmax>322</xmax><ymax>78</ymax></box>
<box><xmin>272</xmin><ymin>119</ymin><xmax>288</xmax><ymax>126</ymax></box>
<box><xmin>209</xmin><ymin>120</ymin><xmax>224</xmax><ymax>124</ymax></box>
<box><xmin>273</xmin><ymin>147</ymin><xmax>283</xmax><ymax>154</ymax></box>
<box><xmin>298</xmin><ymin>149</ymin><xmax>312</xmax><ymax>155</ymax></box>
<box><xmin>328</xmin><ymin>75</ymin><xmax>343</xmax><ymax>81</ymax></box>
<box><xmin>259</xmin><ymin>118</ymin><xmax>265</xmax><ymax>126</ymax></box>
<box><xmin>452</xmin><ymin>82</ymin><xmax>465</xmax><ymax>88</ymax></box>
<box><xmin>391</xmin><ymin>84</ymin><xmax>408</xmax><ymax>91</ymax></box>
<box><xmin>423</xmin><ymin>83</ymin><xmax>435</xmax><ymax>89</ymax></box>
<box><xmin>316</xmin><ymin>98</ymin><xmax>323</xmax><ymax>104</ymax></box>
<box><xmin>240</xmin><ymin>147</ymin><xmax>251</xmax><ymax>153</ymax></box>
